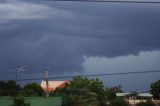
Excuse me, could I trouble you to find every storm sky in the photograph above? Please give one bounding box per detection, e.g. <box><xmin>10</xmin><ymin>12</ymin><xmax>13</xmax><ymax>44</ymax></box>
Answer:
<box><xmin>0</xmin><ymin>0</ymin><xmax>160</xmax><ymax>91</ymax></box>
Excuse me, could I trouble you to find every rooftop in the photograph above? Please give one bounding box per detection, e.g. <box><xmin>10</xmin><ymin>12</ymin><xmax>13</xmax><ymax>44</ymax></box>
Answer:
<box><xmin>138</xmin><ymin>93</ymin><xmax>153</xmax><ymax>97</ymax></box>
<box><xmin>116</xmin><ymin>93</ymin><xmax>130</xmax><ymax>97</ymax></box>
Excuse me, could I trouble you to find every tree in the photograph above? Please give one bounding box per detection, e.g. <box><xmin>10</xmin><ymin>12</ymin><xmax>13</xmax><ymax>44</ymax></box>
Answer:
<box><xmin>52</xmin><ymin>76</ymin><xmax>106</xmax><ymax>106</ymax></box>
<box><xmin>109</xmin><ymin>98</ymin><xmax>128</xmax><ymax>106</ymax></box>
<box><xmin>150</xmin><ymin>80</ymin><xmax>160</xmax><ymax>99</ymax></box>
<box><xmin>0</xmin><ymin>80</ymin><xmax>21</xmax><ymax>96</ymax></box>
<box><xmin>70</xmin><ymin>76</ymin><xmax>105</xmax><ymax>95</ymax></box>
<box><xmin>10</xmin><ymin>97</ymin><xmax>30</xmax><ymax>106</ymax></box>
<box><xmin>105</xmin><ymin>85</ymin><xmax>122</xmax><ymax>101</ymax></box>
<box><xmin>21</xmin><ymin>82</ymin><xmax>43</xmax><ymax>96</ymax></box>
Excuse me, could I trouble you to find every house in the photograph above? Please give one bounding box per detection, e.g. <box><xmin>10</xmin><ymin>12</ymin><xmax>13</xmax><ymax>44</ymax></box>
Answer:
<box><xmin>116</xmin><ymin>93</ymin><xmax>130</xmax><ymax>97</ymax></box>
<box><xmin>116</xmin><ymin>92</ymin><xmax>154</xmax><ymax>105</ymax></box>
<box><xmin>41</xmin><ymin>80</ymin><xmax>70</xmax><ymax>92</ymax></box>
<box><xmin>137</xmin><ymin>93</ymin><xmax>153</xmax><ymax>99</ymax></box>
<box><xmin>128</xmin><ymin>93</ymin><xmax>153</xmax><ymax>105</ymax></box>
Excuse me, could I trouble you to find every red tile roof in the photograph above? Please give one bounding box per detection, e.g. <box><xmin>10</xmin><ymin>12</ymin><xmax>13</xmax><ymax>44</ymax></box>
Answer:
<box><xmin>41</xmin><ymin>80</ymin><xmax>69</xmax><ymax>92</ymax></box>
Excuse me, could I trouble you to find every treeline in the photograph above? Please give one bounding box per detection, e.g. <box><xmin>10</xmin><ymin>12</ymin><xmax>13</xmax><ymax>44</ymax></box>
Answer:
<box><xmin>51</xmin><ymin>76</ymin><xmax>125</xmax><ymax>106</ymax></box>
<box><xmin>0</xmin><ymin>81</ymin><xmax>43</xmax><ymax>97</ymax></box>
<box><xmin>0</xmin><ymin>76</ymin><xmax>160</xmax><ymax>106</ymax></box>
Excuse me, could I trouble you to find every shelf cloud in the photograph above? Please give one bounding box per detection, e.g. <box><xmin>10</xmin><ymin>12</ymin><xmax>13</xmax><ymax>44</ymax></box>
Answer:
<box><xmin>0</xmin><ymin>1</ymin><xmax>160</xmax><ymax>81</ymax></box>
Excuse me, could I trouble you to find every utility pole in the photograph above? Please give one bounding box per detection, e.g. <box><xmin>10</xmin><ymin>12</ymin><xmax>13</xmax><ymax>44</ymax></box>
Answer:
<box><xmin>45</xmin><ymin>68</ymin><xmax>49</xmax><ymax>97</ymax></box>
<box><xmin>15</xmin><ymin>69</ymin><xmax>18</xmax><ymax>82</ymax></box>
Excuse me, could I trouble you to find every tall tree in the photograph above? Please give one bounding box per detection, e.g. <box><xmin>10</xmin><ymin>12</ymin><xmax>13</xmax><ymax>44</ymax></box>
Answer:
<box><xmin>0</xmin><ymin>80</ymin><xmax>21</xmax><ymax>96</ymax></box>
<box><xmin>52</xmin><ymin>76</ymin><xmax>106</xmax><ymax>106</ymax></box>
<box><xmin>105</xmin><ymin>85</ymin><xmax>122</xmax><ymax>101</ymax></box>
<box><xmin>150</xmin><ymin>80</ymin><xmax>160</xmax><ymax>99</ymax></box>
<box><xmin>21</xmin><ymin>82</ymin><xmax>43</xmax><ymax>96</ymax></box>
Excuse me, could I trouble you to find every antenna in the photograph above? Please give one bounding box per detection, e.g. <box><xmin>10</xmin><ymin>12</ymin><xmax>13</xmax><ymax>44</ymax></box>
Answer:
<box><xmin>9</xmin><ymin>65</ymin><xmax>30</xmax><ymax>82</ymax></box>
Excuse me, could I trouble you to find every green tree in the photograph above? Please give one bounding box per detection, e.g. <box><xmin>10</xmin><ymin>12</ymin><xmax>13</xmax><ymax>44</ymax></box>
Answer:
<box><xmin>21</xmin><ymin>83</ymin><xmax>43</xmax><ymax>96</ymax></box>
<box><xmin>52</xmin><ymin>76</ymin><xmax>106</xmax><ymax>106</ymax></box>
<box><xmin>105</xmin><ymin>85</ymin><xmax>122</xmax><ymax>101</ymax></box>
<box><xmin>0</xmin><ymin>80</ymin><xmax>21</xmax><ymax>96</ymax></box>
<box><xmin>10</xmin><ymin>97</ymin><xmax>30</xmax><ymax>106</ymax></box>
<box><xmin>109</xmin><ymin>98</ymin><xmax>128</xmax><ymax>106</ymax></box>
<box><xmin>150</xmin><ymin>80</ymin><xmax>160</xmax><ymax>99</ymax></box>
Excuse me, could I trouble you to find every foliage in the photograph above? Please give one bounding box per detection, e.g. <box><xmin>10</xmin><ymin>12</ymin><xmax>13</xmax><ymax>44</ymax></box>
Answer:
<box><xmin>105</xmin><ymin>85</ymin><xmax>122</xmax><ymax>101</ymax></box>
<box><xmin>108</xmin><ymin>98</ymin><xmax>128</xmax><ymax>106</ymax></box>
<box><xmin>51</xmin><ymin>76</ymin><xmax>123</xmax><ymax>106</ymax></box>
<box><xmin>20</xmin><ymin>83</ymin><xmax>44</xmax><ymax>97</ymax></box>
<box><xmin>51</xmin><ymin>76</ymin><xmax>106</xmax><ymax>106</ymax></box>
<box><xmin>70</xmin><ymin>76</ymin><xmax>104</xmax><ymax>95</ymax></box>
<box><xmin>10</xmin><ymin>97</ymin><xmax>30</xmax><ymax>106</ymax></box>
<box><xmin>0</xmin><ymin>81</ymin><xmax>44</xmax><ymax>97</ymax></box>
<box><xmin>137</xmin><ymin>100</ymin><xmax>155</xmax><ymax>106</ymax></box>
<box><xmin>0</xmin><ymin>80</ymin><xmax>21</xmax><ymax>96</ymax></box>
<box><xmin>150</xmin><ymin>80</ymin><xmax>160</xmax><ymax>99</ymax></box>
<box><xmin>52</xmin><ymin>87</ymin><xmax>76</xmax><ymax>106</ymax></box>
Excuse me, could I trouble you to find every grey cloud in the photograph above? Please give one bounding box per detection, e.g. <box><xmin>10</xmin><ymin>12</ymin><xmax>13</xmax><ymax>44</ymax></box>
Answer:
<box><xmin>0</xmin><ymin>2</ymin><xmax>160</xmax><ymax>79</ymax></box>
<box><xmin>0</xmin><ymin>1</ymin><xmax>72</xmax><ymax>20</ymax></box>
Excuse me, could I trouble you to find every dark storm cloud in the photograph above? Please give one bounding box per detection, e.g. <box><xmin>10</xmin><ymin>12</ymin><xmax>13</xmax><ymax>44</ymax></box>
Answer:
<box><xmin>0</xmin><ymin>1</ymin><xmax>160</xmax><ymax>79</ymax></box>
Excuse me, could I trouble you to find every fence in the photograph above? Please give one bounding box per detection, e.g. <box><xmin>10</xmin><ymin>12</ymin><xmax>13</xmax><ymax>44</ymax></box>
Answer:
<box><xmin>0</xmin><ymin>97</ymin><xmax>62</xmax><ymax>106</ymax></box>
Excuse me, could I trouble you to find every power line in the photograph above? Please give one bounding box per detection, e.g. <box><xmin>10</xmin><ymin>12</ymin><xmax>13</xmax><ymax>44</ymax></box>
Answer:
<box><xmin>30</xmin><ymin>0</ymin><xmax>160</xmax><ymax>4</ymax></box>
<box><xmin>6</xmin><ymin>69</ymin><xmax>159</xmax><ymax>81</ymax></box>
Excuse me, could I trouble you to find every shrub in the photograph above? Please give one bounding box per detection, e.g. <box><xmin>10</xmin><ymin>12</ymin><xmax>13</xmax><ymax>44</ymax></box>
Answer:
<box><xmin>10</xmin><ymin>97</ymin><xmax>30</xmax><ymax>106</ymax></box>
<box><xmin>109</xmin><ymin>98</ymin><xmax>128</xmax><ymax>106</ymax></box>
